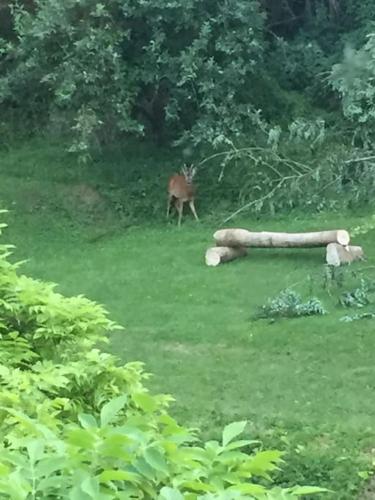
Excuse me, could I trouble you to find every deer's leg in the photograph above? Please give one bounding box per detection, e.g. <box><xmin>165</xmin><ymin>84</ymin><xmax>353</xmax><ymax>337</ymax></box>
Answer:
<box><xmin>167</xmin><ymin>194</ymin><xmax>173</xmax><ymax>218</ymax></box>
<box><xmin>176</xmin><ymin>199</ymin><xmax>183</xmax><ymax>227</ymax></box>
<box><xmin>189</xmin><ymin>200</ymin><xmax>199</xmax><ymax>221</ymax></box>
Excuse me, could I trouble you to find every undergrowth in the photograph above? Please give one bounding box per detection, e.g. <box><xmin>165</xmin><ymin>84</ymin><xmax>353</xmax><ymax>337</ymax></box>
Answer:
<box><xmin>2</xmin><ymin>138</ymin><xmax>375</xmax><ymax>226</ymax></box>
<box><xmin>339</xmin><ymin>279</ymin><xmax>375</xmax><ymax>308</ymax></box>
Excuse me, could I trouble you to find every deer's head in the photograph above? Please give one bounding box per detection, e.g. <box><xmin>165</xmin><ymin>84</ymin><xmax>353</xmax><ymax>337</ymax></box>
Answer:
<box><xmin>181</xmin><ymin>163</ymin><xmax>197</xmax><ymax>184</ymax></box>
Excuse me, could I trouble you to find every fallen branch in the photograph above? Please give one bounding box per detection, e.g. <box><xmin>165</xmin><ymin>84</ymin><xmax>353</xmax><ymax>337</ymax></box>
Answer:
<box><xmin>326</xmin><ymin>243</ymin><xmax>365</xmax><ymax>267</ymax></box>
<box><xmin>222</xmin><ymin>173</ymin><xmax>311</xmax><ymax>224</ymax></box>
<box><xmin>214</xmin><ymin>229</ymin><xmax>350</xmax><ymax>248</ymax></box>
<box><xmin>196</xmin><ymin>145</ymin><xmax>316</xmax><ymax>223</ymax></box>
<box><xmin>344</xmin><ymin>155</ymin><xmax>375</xmax><ymax>164</ymax></box>
<box><xmin>205</xmin><ymin>246</ymin><xmax>247</xmax><ymax>267</ymax></box>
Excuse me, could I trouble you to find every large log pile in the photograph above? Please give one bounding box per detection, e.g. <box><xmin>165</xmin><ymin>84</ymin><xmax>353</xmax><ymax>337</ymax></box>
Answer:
<box><xmin>205</xmin><ymin>228</ymin><xmax>364</xmax><ymax>267</ymax></box>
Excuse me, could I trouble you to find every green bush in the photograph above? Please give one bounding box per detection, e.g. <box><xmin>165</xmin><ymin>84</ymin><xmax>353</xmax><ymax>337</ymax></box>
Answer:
<box><xmin>255</xmin><ymin>289</ymin><xmax>326</xmax><ymax>321</ymax></box>
<box><xmin>0</xmin><ymin>411</ymin><xmax>325</xmax><ymax>499</ymax></box>
<box><xmin>339</xmin><ymin>279</ymin><xmax>375</xmax><ymax>308</ymax></box>
<box><xmin>0</xmin><ymin>0</ymin><xmax>266</xmax><ymax>155</ymax></box>
<box><xmin>330</xmin><ymin>34</ymin><xmax>375</xmax><ymax>147</ymax></box>
<box><xmin>0</xmin><ymin>216</ymin><xmax>326</xmax><ymax>498</ymax></box>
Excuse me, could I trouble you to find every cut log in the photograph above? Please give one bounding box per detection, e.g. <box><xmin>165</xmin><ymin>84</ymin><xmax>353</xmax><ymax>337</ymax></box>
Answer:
<box><xmin>326</xmin><ymin>243</ymin><xmax>365</xmax><ymax>267</ymax></box>
<box><xmin>214</xmin><ymin>229</ymin><xmax>350</xmax><ymax>248</ymax></box>
<box><xmin>205</xmin><ymin>246</ymin><xmax>247</xmax><ymax>267</ymax></box>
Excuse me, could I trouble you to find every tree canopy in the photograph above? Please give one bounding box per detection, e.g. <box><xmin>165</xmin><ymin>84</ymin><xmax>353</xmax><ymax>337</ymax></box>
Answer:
<box><xmin>0</xmin><ymin>0</ymin><xmax>374</xmax><ymax>157</ymax></box>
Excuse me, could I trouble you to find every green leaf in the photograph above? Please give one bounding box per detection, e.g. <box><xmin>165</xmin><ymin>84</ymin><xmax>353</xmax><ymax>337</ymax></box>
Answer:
<box><xmin>144</xmin><ymin>447</ymin><xmax>168</xmax><ymax>474</ymax></box>
<box><xmin>222</xmin><ymin>421</ymin><xmax>247</xmax><ymax>447</ymax></box>
<box><xmin>225</xmin><ymin>439</ymin><xmax>259</xmax><ymax>451</ymax></box>
<box><xmin>68</xmin><ymin>428</ymin><xmax>96</xmax><ymax>449</ymax></box>
<box><xmin>358</xmin><ymin>470</ymin><xmax>370</xmax><ymax>479</ymax></box>
<box><xmin>288</xmin><ymin>486</ymin><xmax>329</xmax><ymax>495</ymax></box>
<box><xmin>26</xmin><ymin>439</ymin><xmax>44</xmax><ymax>464</ymax></box>
<box><xmin>100</xmin><ymin>395</ymin><xmax>127</xmax><ymax>427</ymax></box>
<box><xmin>133</xmin><ymin>392</ymin><xmax>157</xmax><ymax>412</ymax></box>
<box><xmin>230</xmin><ymin>483</ymin><xmax>266</xmax><ymax>495</ymax></box>
<box><xmin>159</xmin><ymin>487</ymin><xmax>184</xmax><ymax>500</ymax></box>
<box><xmin>78</xmin><ymin>413</ymin><xmax>97</xmax><ymax>429</ymax></box>
<box><xmin>180</xmin><ymin>481</ymin><xmax>214</xmax><ymax>493</ymax></box>
<box><xmin>1</xmin><ymin>470</ymin><xmax>31</xmax><ymax>500</ymax></box>
<box><xmin>246</xmin><ymin>450</ymin><xmax>283</xmax><ymax>477</ymax></box>
<box><xmin>37</xmin><ymin>475</ymin><xmax>66</xmax><ymax>492</ymax></box>
<box><xmin>69</xmin><ymin>486</ymin><xmax>91</xmax><ymax>500</ymax></box>
<box><xmin>81</xmin><ymin>476</ymin><xmax>100</xmax><ymax>498</ymax></box>
<box><xmin>99</xmin><ymin>469</ymin><xmax>141</xmax><ymax>483</ymax></box>
<box><xmin>134</xmin><ymin>457</ymin><xmax>157</xmax><ymax>480</ymax></box>
<box><xmin>0</xmin><ymin>463</ymin><xmax>10</xmax><ymax>476</ymax></box>
<box><xmin>35</xmin><ymin>457</ymin><xmax>66</xmax><ymax>477</ymax></box>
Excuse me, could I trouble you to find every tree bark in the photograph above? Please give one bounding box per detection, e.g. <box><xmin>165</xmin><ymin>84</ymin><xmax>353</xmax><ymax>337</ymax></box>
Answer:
<box><xmin>214</xmin><ymin>229</ymin><xmax>350</xmax><ymax>248</ymax></box>
<box><xmin>205</xmin><ymin>246</ymin><xmax>247</xmax><ymax>267</ymax></box>
<box><xmin>326</xmin><ymin>243</ymin><xmax>365</xmax><ymax>267</ymax></box>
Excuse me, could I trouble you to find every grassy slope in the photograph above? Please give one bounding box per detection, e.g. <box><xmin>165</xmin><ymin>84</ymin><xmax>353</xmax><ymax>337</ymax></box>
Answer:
<box><xmin>1</xmin><ymin>140</ymin><xmax>375</xmax><ymax>497</ymax></box>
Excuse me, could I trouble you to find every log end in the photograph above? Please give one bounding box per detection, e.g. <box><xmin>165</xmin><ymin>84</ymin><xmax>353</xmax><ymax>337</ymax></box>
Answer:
<box><xmin>205</xmin><ymin>246</ymin><xmax>247</xmax><ymax>267</ymax></box>
<box><xmin>337</xmin><ymin>230</ymin><xmax>350</xmax><ymax>246</ymax></box>
<box><xmin>205</xmin><ymin>248</ymin><xmax>221</xmax><ymax>267</ymax></box>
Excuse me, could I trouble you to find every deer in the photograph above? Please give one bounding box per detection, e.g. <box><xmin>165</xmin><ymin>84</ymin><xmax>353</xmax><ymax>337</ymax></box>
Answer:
<box><xmin>167</xmin><ymin>164</ymin><xmax>199</xmax><ymax>227</ymax></box>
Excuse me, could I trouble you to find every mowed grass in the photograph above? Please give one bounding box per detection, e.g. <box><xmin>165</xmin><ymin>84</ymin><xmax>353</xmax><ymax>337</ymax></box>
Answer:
<box><xmin>8</xmin><ymin>214</ymin><xmax>375</xmax><ymax>425</ymax></box>
<box><xmin>1</xmin><ymin>141</ymin><xmax>375</xmax><ymax>496</ymax></box>
<box><xmin>6</xmin><ymin>212</ymin><xmax>375</xmax><ymax>495</ymax></box>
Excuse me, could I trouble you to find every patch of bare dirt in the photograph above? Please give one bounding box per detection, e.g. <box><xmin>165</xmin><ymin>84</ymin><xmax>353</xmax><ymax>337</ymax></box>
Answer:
<box><xmin>360</xmin><ymin>475</ymin><xmax>375</xmax><ymax>499</ymax></box>
<box><xmin>14</xmin><ymin>187</ymin><xmax>45</xmax><ymax>212</ymax></box>
<box><xmin>66</xmin><ymin>183</ymin><xmax>105</xmax><ymax>209</ymax></box>
<box><xmin>161</xmin><ymin>342</ymin><xmax>196</xmax><ymax>355</ymax></box>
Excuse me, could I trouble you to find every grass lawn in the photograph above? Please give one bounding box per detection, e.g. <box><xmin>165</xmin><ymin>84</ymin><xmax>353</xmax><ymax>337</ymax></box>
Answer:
<box><xmin>1</xmin><ymin>141</ymin><xmax>375</xmax><ymax>497</ymax></box>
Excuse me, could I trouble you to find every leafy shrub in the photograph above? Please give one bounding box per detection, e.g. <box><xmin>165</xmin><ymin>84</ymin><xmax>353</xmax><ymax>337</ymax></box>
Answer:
<box><xmin>255</xmin><ymin>289</ymin><xmax>326</xmax><ymax>320</ymax></box>
<box><xmin>338</xmin><ymin>273</ymin><xmax>375</xmax><ymax>321</ymax></box>
<box><xmin>339</xmin><ymin>279</ymin><xmax>375</xmax><ymax>308</ymax></box>
<box><xmin>0</xmin><ymin>411</ymin><xmax>328</xmax><ymax>499</ymax></box>
<box><xmin>0</xmin><ymin>216</ymin><xmax>326</xmax><ymax>498</ymax></box>
<box><xmin>268</xmin><ymin>36</ymin><xmax>331</xmax><ymax>101</ymax></box>
<box><xmin>257</xmin><ymin>423</ymin><xmax>368</xmax><ymax>500</ymax></box>
<box><xmin>330</xmin><ymin>34</ymin><xmax>375</xmax><ymax>147</ymax></box>
<box><xmin>287</xmin><ymin>118</ymin><xmax>326</xmax><ymax>148</ymax></box>
<box><xmin>325</xmin><ymin>268</ymin><xmax>375</xmax><ymax>322</ymax></box>
<box><xmin>0</xmin><ymin>0</ymin><xmax>266</xmax><ymax>155</ymax></box>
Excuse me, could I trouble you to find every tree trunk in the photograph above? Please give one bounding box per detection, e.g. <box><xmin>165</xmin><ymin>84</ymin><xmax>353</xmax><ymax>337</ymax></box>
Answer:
<box><xmin>214</xmin><ymin>229</ymin><xmax>350</xmax><ymax>248</ymax></box>
<box><xmin>326</xmin><ymin>243</ymin><xmax>365</xmax><ymax>267</ymax></box>
<box><xmin>205</xmin><ymin>246</ymin><xmax>247</xmax><ymax>267</ymax></box>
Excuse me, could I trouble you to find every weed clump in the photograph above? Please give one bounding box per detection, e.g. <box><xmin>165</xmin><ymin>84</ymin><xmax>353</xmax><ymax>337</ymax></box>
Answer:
<box><xmin>255</xmin><ymin>289</ymin><xmax>326</xmax><ymax>320</ymax></box>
